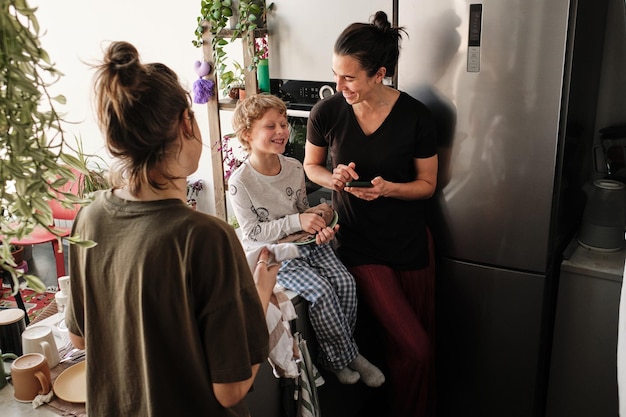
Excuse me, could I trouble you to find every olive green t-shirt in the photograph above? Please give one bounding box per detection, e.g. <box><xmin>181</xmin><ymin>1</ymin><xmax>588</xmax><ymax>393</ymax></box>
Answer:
<box><xmin>66</xmin><ymin>190</ymin><xmax>268</xmax><ymax>416</ymax></box>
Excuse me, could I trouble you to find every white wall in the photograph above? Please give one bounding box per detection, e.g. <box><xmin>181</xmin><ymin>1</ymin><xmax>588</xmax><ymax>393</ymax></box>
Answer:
<box><xmin>32</xmin><ymin>1</ymin><xmax>395</xmax><ymax>215</ymax></box>
<box><xmin>267</xmin><ymin>0</ymin><xmax>393</xmax><ymax>81</ymax></box>
<box><xmin>32</xmin><ymin>0</ymin><xmax>219</xmax><ymax>214</ymax></box>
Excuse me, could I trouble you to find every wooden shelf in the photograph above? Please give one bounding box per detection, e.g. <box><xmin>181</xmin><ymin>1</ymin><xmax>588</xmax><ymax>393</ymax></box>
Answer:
<box><xmin>213</xmin><ymin>28</ymin><xmax>267</xmax><ymax>39</ymax></box>
<box><xmin>217</xmin><ymin>98</ymin><xmax>238</xmax><ymax>110</ymax></box>
<box><xmin>202</xmin><ymin>27</ymin><xmax>266</xmax><ymax>220</ymax></box>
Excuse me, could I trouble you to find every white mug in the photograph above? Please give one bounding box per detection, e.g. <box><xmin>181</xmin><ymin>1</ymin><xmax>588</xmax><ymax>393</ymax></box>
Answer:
<box><xmin>21</xmin><ymin>326</ymin><xmax>60</xmax><ymax>368</ymax></box>
<box><xmin>57</xmin><ymin>275</ymin><xmax>71</xmax><ymax>294</ymax></box>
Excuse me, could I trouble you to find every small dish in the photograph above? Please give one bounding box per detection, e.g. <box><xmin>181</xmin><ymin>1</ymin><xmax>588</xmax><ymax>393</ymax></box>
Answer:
<box><xmin>293</xmin><ymin>210</ymin><xmax>339</xmax><ymax>246</ymax></box>
<box><xmin>53</xmin><ymin>361</ymin><xmax>86</xmax><ymax>403</ymax></box>
<box><xmin>294</xmin><ymin>236</ymin><xmax>316</xmax><ymax>246</ymax></box>
<box><xmin>328</xmin><ymin>210</ymin><xmax>339</xmax><ymax>228</ymax></box>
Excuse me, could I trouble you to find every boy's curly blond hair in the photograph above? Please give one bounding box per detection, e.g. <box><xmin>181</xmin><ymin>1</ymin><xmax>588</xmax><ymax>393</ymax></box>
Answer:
<box><xmin>231</xmin><ymin>94</ymin><xmax>288</xmax><ymax>152</ymax></box>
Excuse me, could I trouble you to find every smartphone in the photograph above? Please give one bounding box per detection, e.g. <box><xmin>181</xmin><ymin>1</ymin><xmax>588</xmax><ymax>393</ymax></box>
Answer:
<box><xmin>345</xmin><ymin>181</ymin><xmax>373</xmax><ymax>188</ymax></box>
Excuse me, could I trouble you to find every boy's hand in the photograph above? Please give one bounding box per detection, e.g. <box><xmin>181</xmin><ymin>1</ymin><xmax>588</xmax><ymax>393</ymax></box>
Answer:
<box><xmin>299</xmin><ymin>212</ymin><xmax>327</xmax><ymax>234</ymax></box>
<box><xmin>316</xmin><ymin>224</ymin><xmax>339</xmax><ymax>245</ymax></box>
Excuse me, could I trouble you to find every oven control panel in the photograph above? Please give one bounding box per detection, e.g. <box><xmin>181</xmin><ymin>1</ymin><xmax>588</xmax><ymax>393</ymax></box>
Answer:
<box><xmin>271</xmin><ymin>79</ymin><xmax>336</xmax><ymax>109</ymax></box>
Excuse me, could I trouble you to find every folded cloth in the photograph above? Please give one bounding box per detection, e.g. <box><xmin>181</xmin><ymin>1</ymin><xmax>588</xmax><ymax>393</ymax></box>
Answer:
<box><xmin>278</xmin><ymin>203</ymin><xmax>334</xmax><ymax>244</ymax></box>
<box><xmin>245</xmin><ymin>243</ymin><xmax>300</xmax><ymax>378</ymax></box>
<box><xmin>32</xmin><ymin>390</ymin><xmax>54</xmax><ymax>408</ymax></box>
<box><xmin>266</xmin><ymin>290</ymin><xmax>299</xmax><ymax>378</ymax></box>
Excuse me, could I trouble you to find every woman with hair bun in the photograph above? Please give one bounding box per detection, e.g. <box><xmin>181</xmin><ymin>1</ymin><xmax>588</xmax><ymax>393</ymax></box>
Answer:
<box><xmin>65</xmin><ymin>41</ymin><xmax>278</xmax><ymax>416</ymax></box>
<box><xmin>304</xmin><ymin>11</ymin><xmax>438</xmax><ymax>417</ymax></box>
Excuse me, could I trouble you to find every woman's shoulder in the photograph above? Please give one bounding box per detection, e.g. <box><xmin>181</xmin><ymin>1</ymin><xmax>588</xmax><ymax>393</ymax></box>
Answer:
<box><xmin>398</xmin><ymin>90</ymin><xmax>432</xmax><ymax>114</ymax></box>
<box><xmin>178</xmin><ymin>208</ymin><xmax>240</xmax><ymax>245</ymax></box>
<box><xmin>80</xmin><ymin>190</ymin><xmax>236</xmax><ymax>242</ymax></box>
<box><xmin>311</xmin><ymin>92</ymin><xmax>348</xmax><ymax>117</ymax></box>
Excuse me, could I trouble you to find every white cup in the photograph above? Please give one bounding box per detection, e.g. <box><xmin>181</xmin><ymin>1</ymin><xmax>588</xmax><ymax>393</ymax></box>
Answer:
<box><xmin>21</xmin><ymin>326</ymin><xmax>60</xmax><ymax>368</ymax></box>
<box><xmin>55</xmin><ymin>292</ymin><xmax>69</xmax><ymax>315</ymax></box>
<box><xmin>56</xmin><ymin>276</ymin><xmax>72</xmax><ymax>318</ymax></box>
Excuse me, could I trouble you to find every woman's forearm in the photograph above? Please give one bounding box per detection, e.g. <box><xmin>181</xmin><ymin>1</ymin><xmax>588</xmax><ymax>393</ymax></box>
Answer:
<box><xmin>303</xmin><ymin>142</ymin><xmax>333</xmax><ymax>189</ymax></box>
<box><xmin>303</xmin><ymin>163</ymin><xmax>333</xmax><ymax>189</ymax></box>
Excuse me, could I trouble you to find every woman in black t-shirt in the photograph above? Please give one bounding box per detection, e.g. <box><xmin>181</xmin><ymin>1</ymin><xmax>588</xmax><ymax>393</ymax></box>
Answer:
<box><xmin>304</xmin><ymin>11</ymin><xmax>438</xmax><ymax>417</ymax></box>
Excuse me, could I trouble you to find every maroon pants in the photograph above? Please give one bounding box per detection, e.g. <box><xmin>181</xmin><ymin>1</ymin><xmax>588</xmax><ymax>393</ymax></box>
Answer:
<box><xmin>349</xmin><ymin>232</ymin><xmax>436</xmax><ymax>417</ymax></box>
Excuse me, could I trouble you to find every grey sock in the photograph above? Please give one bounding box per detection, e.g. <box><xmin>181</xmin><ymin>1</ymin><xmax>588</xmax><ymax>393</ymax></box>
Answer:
<box><xmin>349</xmin><ymin>354</ymin><xmax>385</xmax><ymax>387</ymax></box>
<box><xmin>329</xmin><ymin>366</ymin><xmax>360</xmax><ymax>384</ymax></box>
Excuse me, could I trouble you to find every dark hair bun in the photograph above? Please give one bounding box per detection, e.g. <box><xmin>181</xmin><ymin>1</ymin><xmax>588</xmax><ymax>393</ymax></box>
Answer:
<box><xmin>372</xmin><ymin>11</ymin><xmax>392</xmax><ymax>32</ymax></box>
<box><xmin>104</xmin><ymin>41</ymin><xmax>142</xmax><ymax>87</ymax></box>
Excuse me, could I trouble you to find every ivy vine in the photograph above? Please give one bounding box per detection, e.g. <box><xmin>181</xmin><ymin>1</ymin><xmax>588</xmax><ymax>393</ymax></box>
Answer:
<box><xmin>1</xmin><ymin>0</ymin><xmax>94</xmax><ymax>292</ymax></box>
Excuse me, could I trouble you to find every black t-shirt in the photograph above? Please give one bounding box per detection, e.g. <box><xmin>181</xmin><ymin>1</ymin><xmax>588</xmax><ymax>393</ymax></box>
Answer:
<box><xmin>308</xmin><ymin>91</ymin><xmax>437</xmax><ymax>270</ymax></box>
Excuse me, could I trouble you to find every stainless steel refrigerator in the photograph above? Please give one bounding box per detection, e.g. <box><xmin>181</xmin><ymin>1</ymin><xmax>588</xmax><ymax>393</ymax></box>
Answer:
<box><xmin>397</xmin><ymin>0</ymin><xmax>626</xmax><ymax>416</ymax></box>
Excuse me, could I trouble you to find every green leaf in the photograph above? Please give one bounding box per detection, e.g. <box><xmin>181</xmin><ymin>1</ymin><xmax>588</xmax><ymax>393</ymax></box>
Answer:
<box><xmin>60</xmin><ymin>153</ymin><xmax>86</xmax><ymax>171</ymax></box>
<box><xmin>66</xmin><ymin>235</ymin><xmax>98</xmax><ymax>248</ymax></box>
<box><xmin>24</xmin><ymin>275</ymin><xmax>48</xmax><ymax>293</ymax></box>
<box><xmin>249</xmin><ymin>4</ymin><xmax>261</xmax><ymax>14</ymax></box>
<box><xmin>52</xmin><ymin>94</ymin><xmax>66</xmax><ymax>104</ymax></box>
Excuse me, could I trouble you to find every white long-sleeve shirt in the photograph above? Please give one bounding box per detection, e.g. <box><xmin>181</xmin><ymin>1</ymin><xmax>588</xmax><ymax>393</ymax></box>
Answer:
<box><xmin>228</xmin><ymin>155</ymin><xmax>310</xmax><ymax>250</ymax></box>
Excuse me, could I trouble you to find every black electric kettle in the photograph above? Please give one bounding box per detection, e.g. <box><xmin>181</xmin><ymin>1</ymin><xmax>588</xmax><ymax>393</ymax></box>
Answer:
<box><xmin>578</xmin><ymin>179</ymin><xmax>626</xmax><ymax>251</ymax></box>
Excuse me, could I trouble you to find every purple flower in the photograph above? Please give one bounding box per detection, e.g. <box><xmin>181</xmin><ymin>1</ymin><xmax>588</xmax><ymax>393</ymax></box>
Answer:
<box><xmin>255</xmin><ymin>35</ymin><xmax>269</xmax><ymax>60</ymax></box>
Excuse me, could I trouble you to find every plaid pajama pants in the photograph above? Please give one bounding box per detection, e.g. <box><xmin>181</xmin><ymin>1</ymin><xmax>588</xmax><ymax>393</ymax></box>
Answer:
<box><xmin>278</xmin><ymin>243</ymin><xmax>359</xmax><ymax>369</ymax></box>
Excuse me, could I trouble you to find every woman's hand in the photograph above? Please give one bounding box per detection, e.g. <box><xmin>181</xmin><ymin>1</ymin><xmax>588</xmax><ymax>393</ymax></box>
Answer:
<box><xmin>331</xmin><ymin>162</ymin><xmax>359</xmax><ymax>191</ymax></box>
<box><xmin>344</xmin><ymin>156</ymin><xmax>439</xmax><ymax>201</ymax></box>
<box><xmin>345</xmin><ymin>176</ymin><xmax>386</xmax><ymax>201</ymax></box>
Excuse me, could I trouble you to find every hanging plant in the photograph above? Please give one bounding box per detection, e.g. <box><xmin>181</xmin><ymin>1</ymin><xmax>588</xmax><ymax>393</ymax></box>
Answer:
<box><xmin>0</xmin><ymin>0</ymin><xmax>95</xmax><ymax>292</ymax></box>
<box><xmin>193</xmin><ymin>0</ymin><xmax>233</xmax><ymax>64</ymax></box>
<box><xmin>193</xmin><ymin>0</ymin><xmax>274</xmax><ymax>96</ymax></box>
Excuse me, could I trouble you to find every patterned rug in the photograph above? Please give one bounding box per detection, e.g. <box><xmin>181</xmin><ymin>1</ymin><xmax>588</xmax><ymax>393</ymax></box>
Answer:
<box><xmin>0</xmin><ymin>285</ymin><xmax>56</xmax><ymax>323</ymax></box>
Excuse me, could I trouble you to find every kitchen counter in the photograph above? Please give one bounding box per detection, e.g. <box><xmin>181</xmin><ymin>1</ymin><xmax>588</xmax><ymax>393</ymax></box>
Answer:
<box><xmin>0</xmin><ymin>311</ymin><xmax>71</xmax><ymax>417</ymax></box>
<box><xmin>546</xmin><ymin>239</ymin><xmax>625</xmax><ymax>417</ymax></box>
<box><xmin>561</xmin><ymin>238</ymin><xmax>626</xmax><ymax>281</ymax></box>
<box><xmin>0</xmin><ymin>384</ymin><xmax>58</xmax><ymax>417</ymax></box>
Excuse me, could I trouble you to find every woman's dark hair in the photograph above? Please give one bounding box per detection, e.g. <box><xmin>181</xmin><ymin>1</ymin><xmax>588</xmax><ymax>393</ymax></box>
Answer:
<box><xmin>334</xmin><ymin>11</ymin><xmax>406</xmax><ymax>77</ymax></box>
<box><xmin>93</xmin><ymin>41</ymin><xmax>191</xmax><ymax>195</ymax></box>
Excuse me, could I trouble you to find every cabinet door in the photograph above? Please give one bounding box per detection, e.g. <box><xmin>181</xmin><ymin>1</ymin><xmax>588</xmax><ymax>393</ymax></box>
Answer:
<box><xmin>267</xmin><ymin>0</ymin><xmax>393</xmax><ymax>82</ymax></box>
<box><xmin>546</xmin><ymin>266</ymin><xmax>621</xmax><ymax>417</ymax></box>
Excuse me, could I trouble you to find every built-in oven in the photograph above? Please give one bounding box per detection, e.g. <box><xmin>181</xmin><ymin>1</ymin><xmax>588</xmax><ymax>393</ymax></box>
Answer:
<box><xmin>270</xmin><ymin>79</ymin><xmax>336</xmax><ymax>206</ymax></box>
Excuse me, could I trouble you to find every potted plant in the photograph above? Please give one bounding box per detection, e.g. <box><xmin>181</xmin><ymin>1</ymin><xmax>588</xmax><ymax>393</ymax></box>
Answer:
<box><xmin>223</xmin><ymin>60</ymin><xmax>247</xmax><ymax>99</ymax></box>
<box><xmin>193</xmin><ymin>0</ymin><xmax>272</xmax><ymax>97</ymax></box>
<box><xmin>1</xmin><ymin>0</ymin><xmax>95</xmax><ymax>293</ymax></box>
<box><xmin>10</xmin><ymin>245</ymin><xmax>24</xmax><ymax>266</ymax></box>
<box><xmin>73</xmin><ymin>136</ymin><xmax>110</xmax><ymax>198</ymax></box>
<box><xmin>0</xmin><ymin>243</ymin><xmax>25</xmax><ymax>266</ymax></box>
<box><xmin>78</xmin><ymin>167</ymin><xmax>110</xmax><ymax>198</ymax></box>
